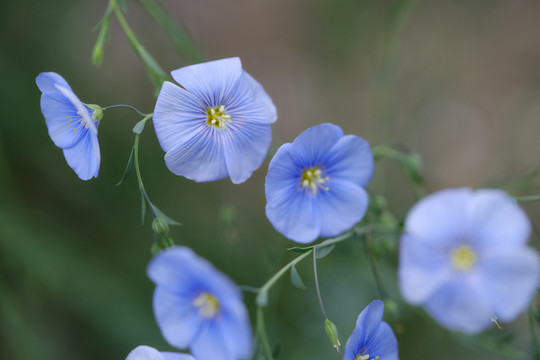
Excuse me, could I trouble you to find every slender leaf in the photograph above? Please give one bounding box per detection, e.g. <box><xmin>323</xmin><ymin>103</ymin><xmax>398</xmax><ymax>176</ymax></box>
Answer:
<box><xmin>140</xmin><ymin>189</ymin><xmax>146</xmax><ymax>225</ymax></box>
<box><xmin>133</xmin><ymin>118</ymin><xmax>148</xmax><ymax>134</ymax></box>
<box><xmin>316</xmin><ymin>245</ymin><xmax>335</xmax><ymax>259</ymax></box>
<box><xmin>116</xmin><ymin>147</ymin><xmax>135</xmax><ymax>186</ymax></box>
<box><xmin>256</xmin><ymin>291</ymin><xmax>268</xmax><ymax>307</ymax></box>
<box><xmin>150</xmin><ymin>203</ymin><xmax>181</xmax><ymax>226</ymax></box>
<box><xmin>290</xmin><ymin>265</ymin><xmax>306</xmax><ymax>290</ymax></box>
<box><xmin>287</xmin><ymin>246</ymin><xmax>313</xmax><ymax>254</ymax></box>
<box><xmin>92</xmin><ymin>2</ymin><xmax>113</xmax><ymax>66</ymax></box>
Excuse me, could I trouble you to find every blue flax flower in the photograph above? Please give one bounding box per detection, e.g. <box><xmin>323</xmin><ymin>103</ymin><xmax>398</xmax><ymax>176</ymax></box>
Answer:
<box><xmin>265</xmin><ymin>123</ymin><xmax>374</xmax><ymax>243</ymax></box>
<box><xmin>36</xmin><ymin>72</ymin><xmax>101</xmax><ymax>180</ymax></box>
<box><xmin>153</xmin><ymin>57</ymin><xmax>277</xmax><ymax>184</ymax></box>
<box><xmin>147</xmin><ymin>246</ymin><xmax>252</xmax><ymax>360</ymax></box>
<box><xmin>126</xmin><ymin>345</ymin><xmax>195</xmax><ymax>360</ymax></box>
<box><xmin>344</xmin><ymin>300</ymin><xmax>399</xmax><ymax>360</ymax></box>
<box><xmin>399</xmin><ymin>188</ymin><xmax>540</xmax><ymax>333</ymax></box>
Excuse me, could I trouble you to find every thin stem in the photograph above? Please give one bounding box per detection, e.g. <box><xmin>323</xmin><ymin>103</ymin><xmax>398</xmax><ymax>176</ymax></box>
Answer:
<box><xmin>103</xmin><ymin>104</ymin><xmax>149</xmax><ymax>116</ymax></box>
<box><xmin>259</xmin><ymin>249</ymin><xmax>313</xmax><ymax>294</ymax></box>
<box><xmin>529</xmin><ymin>306</ymin><xmax>540</xmax><ymax>360</ymax></box>
<box><xmin>133</xmin><ymin>129</ymin><xmax>156</xmax><ymax>218</ymax></box>
<box><xmin>257</xmin><ymin>307</ymin><xmax>274</xmax><ymax>360</ymax></box>
<box><xmin>364</xmin><ymin>226</ymin><xmax>388</xmax><ymax>299</ymax></box>
<box><xmin>515</xmin><ymin>194</ymin><xmax>540</xmax><ymax>203</ymax></box>
<box><xmin>313</xmin><ymin>247</ymin><xmax>328</xmax><ymax>319</ymax></box>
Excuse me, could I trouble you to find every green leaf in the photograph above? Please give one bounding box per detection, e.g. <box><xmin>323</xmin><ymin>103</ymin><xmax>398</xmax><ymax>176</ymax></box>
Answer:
<box><xmin>138</xmin><ymin>0</ymin><xmax>204</xmax><ymax>63</ymax></box>
<box><xmin>290</xmin><ymin>265</ymin><xmax>306</xmax><ymax>290</ymax></box>
<box><xmin>150</xmin><ymin>203</ymin><xmax>181</xmax><ymax>226</ymax></box>
<box><xmin>140</xmin><ymin>190</ymin><xmax>146</xmax><ymax>225</ymax></box>
<box><xmin>133</xmin><ymin>118</ymin><xmax>148</xmax><ymax>134</ymax></box>
<box><xmin>92</xmin><ymin>2</ymin><xmax>113</xmax><ymax>66</ymax></box>
<box><xmin>256</xmin><ymin>290</ymin><xmax>268</xmax><ymax>307</ymax></box>
<box><xmin>316</xmin><ymin>245</ymin><xmax>335</xmax><ymax>259</ymax></box>
<box><xmin>116</xmin><ymin>147</ymin><xmax>135</xmax><ymax>186</ymax></box>
<box><xmin>287</xmin><ymin>246</ymin><xmax>313</xmax><ymax>254</ymax></box>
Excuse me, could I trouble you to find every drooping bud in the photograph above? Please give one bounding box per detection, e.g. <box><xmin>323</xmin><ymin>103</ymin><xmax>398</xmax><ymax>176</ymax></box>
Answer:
<box><xmin>152</xmin><ymin>217</ymin><xmax>170</xmax><ymax>238</ymax></box>
<box><xmin>324</xmin><ymin>318</ymin><xmax>341</xmax><ymax>354</ymax></box>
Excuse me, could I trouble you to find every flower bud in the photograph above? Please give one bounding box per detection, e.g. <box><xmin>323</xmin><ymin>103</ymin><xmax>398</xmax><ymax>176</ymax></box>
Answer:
<box><xmin>324</xmin><ymin>318</ymin><xmax>341</xmax><ymax>354</ymax></box>
<box><xmin>152</xmin><ymin>217</ymin><xmax>170</xmax><ymax>238</ymax></box>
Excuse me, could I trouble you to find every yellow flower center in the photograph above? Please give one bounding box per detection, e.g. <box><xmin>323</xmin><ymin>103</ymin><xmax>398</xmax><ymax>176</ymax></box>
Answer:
<box><xmin>66</xmin><ymin>110</ymin><xmax>96</xmax><ymax>134</ymax></box>
<box><xmin>206</xmin><ymin>105</ymin><xmax>231</xmax><ymax>129</ymax></box>
<box><xmin>450</xmin><ymin>244</ymin><xmax>477</xmax><ymax>271</ymax></box>
<box><xmin>355</xmin><ymin>354</ymin><xmax>379</xmax><ymax>360</ymax></box>
<box><xmin>301</xmin><ymin>167</ymin><xmax>329</xmax><ymax>194</ymax></box>
<box><xmin>193</xmin><ymin>292</ymin><xmax>220</xmax><ymax>318</ymax></box>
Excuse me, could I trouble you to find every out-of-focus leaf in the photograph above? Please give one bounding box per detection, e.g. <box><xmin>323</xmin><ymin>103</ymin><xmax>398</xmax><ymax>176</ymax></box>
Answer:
<box><xmin>150</xmin><ymin>202</ymin><xmax>181</xmax><ymax>226</ymax></box>
<box><xmin>287</xmin><ymin>246</ymin><xmax>313</xmax><ymax>254</ymax></box>
<box><xmin>92</xmin><ymin>2</ymin><xmax>113</xmax><ymax>66</ymax></box>
<box><xmin>256</xmin><ymin>290</ymin><xmax>268</xmax><ymax>307</ymax></box>
<box><xmin>290</xmin><ymin>264</ymin><xmax>306</xmax><ymax>290</ymax></box>
<box><xmin>316</xmin><ymin>245</ymin><xmax>335</xmax><ymax>259</ymax></box>
<box><xmin>133</xmin><ymin>118</ymin><xmax>148</xmax><ymax>134</ymax></box>
<box><xmin>116</xmin><ymin>147</ymin><xmax>135</xmax><ymax>186</ymax></box>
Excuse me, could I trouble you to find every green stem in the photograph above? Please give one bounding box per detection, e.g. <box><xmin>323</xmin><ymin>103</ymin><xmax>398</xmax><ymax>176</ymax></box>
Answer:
<box><xmin>257</xmin><ymin>307</ymin><xmax>274</xmax><ymax>360</ymax></box>
<box><xmin>529</xmin><ymin>306</ymin><xmax>540</xmax><ymax>360</ymax></box>
<box><xmin>259</xmin><ymin>249</ymin><xmax>313</xmax><ymax>295</ymax></box>
<box><xmin>364</xmin><ymin>226</ymin><xmax>388</xmax><ymax>299</ymax></box>
<box><xmin>515</xmin><ymin>194</ymin><xmax>540</xmax><ymax>203</ymax></box>
<box><xmin>103</xmin><ymin>104</ymin><xmax>149</xmax><ymax>117</ymax></box>
<box><xmin>132</xmin><ymin>115</ymin><xmax>156</xmax><ymax>218</ymax></box>
<box><xmin>312</xmin><ymin>246</ymin><xmax>328</xmax><ymax>319</ymax></box>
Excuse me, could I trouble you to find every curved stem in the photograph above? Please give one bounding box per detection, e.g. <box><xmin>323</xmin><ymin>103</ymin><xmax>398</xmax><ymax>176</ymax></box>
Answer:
<box><xmin>257</xmin><ymin>307</ymin><xmax>274</xmax><ymax>360</ymax></box>
<box><xmin>313</xmin><ymin>247</ymin><xmax>328</xmax><ymax>319</ymax></box>
<box><xmin>132</xmin><ymin>116</ymin><xmax>156</xmax><ymax>218</ymax></box>
<box><xmin>515</xmin><ymin>194</ymin><xmax>540</xmax><ymax>203</ymax></box>
<box><xmin>364</xmin><ymin>226</ymin><xmax>388</xmax><ymax>299</ymax></box>
<box><xmin>103</xmin><ymin>104</ymin><xmax>149</xmax><ymax>117</ymax></box>
<box><xmin>259</xmin><ymin>249</ymin><xmax>313</xmax><ymax>295</ymax></box>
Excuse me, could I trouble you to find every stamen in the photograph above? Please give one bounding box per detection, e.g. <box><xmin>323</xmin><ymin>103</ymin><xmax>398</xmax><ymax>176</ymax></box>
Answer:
<box><xmin>206</xmin><ymin>105</ymin><xmax>231</xmax><ymax>129</ymax></box>
<box><xmin>193</xmin><ymin>292</ymin><xmax>220</xmax><ymax>318</ymax></box>
<box><xmin>450</xmin><ymin>244</ymin><xmax>477</xmax><ymax>271</ymax></box>
<box><xmin>301</xmin><ymin>167</ymin><xmax>330</xmax><ymax>194</ymax></box>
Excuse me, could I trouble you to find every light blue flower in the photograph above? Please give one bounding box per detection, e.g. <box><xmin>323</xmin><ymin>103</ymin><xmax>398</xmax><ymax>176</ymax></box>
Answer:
<box><xmin>399</xmin><ymin>188</ymin><xmax>540</xmax><ymax>333</ymax></box>
<box><xmin>153</xmin><ymin>57</ymin><xmax>277</xmax><ymax>184</ymax></box>
<box><xmin>36</xmin><ymin>72</ymin><xmax>101</xmax><ymax>180</ymax></box>
<box><xmin>265</xmin><ymin>123</ymin><xmax>374</xmax><ymax>243</ymax></box>
<box><xmin>126</xmin><ymin>345</ymin><xmax>195</xmax><ymax>360</ymax></box>
<box><xmin>343</xmin><ymin>300</ymin><xmax>399</xmax><ymax>360</ymax></box>
<box><xmin>147</xmin><ymin>246</ymin><xmax>252</xmax><ymax>360</ymax></box>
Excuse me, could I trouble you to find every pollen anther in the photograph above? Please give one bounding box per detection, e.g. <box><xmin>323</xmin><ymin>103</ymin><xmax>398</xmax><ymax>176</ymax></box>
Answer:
<box><xmin>206</xmin><ymin>105</ymin><xmax>231</xmax><ymax>129</ymax></box>
<box><xmin>301</xmin><ymin>167</ymin><xmax>329</xmax><ymax>194</ymax></box>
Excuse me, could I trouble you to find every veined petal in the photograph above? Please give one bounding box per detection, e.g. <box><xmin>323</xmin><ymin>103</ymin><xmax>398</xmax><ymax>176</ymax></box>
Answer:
<box><xmin>316</xmin><ymin>180</ymin><xmax>369</xmax><ymax>238</ymax></box>
<box><xmin>126</xmin><ymin>346</ymin><xmax>164</xmax><ymax>360</ymax></box>
<box><xmin>399</xmin><ymin>234</ymin><xmax>451</xmax><ymax>304</ymax></box>
<box><xmin>171</xmin><ymin>58</ymin><xmax>243</xmax><ymax>107</ymax></box>
<box><xmin>36</xmin><ymin>72</ymin><xmax>72</xmax><ymax>94</ymax></box>
<box><xmin>469</xmin><ymin>189</ymin><xmax>531</xmax><ymax>251</ymax></box>
<box><xmin>404</xmin><ymin>188</ymin><xmax>472</xmax><ymax>245</ymax></box>
<box><xmin>224</xmin><ymin>71</ymin><xmax>277</xmax><ymax>124</ymax></box>
<box><xmin>288</xmin><ymin>123</ymin><xmax>344</xmax><ymax>166</ymax></box>
<box><xmin>480</xmin><ymin>247</ymin><xmax>540</xmax><ymax>321</ymax></box>
<box><xmin>153</xmin><ymin>81</ymin><xmax>207</xmax><ymax>153</ymax></box>
<box><xmin>161</xmin><ymin>353</ymin><xmax>195</xmax><ymax>360</ymax></box>
<box><xmin>265</xmin><ymin>143</ymin><xmax>302</xmax><ymax>208</ymax></box>
<box><xmin>366</xmin><ymin>322</ymin><xmax>399</xmax><ymax>360</ymax></box>
<box><xmin>153</xmin><ymin>287</ymin><xmax>202</xmax><ymax>349</ymax></box>
<box><xmin>325</xmin><ymin>135</ymin><xmax>374</xmax><ymax>186</ymax></box>
<box><xmin>191</xmin><ymin>320</ymin><xmax>234</xmax><ymax>360</ymax></box>
<box><xmin>355</xmin><ymin>300</ymin><xmax>384</xmax><ymax>338</ymax></box>
<box><xmin>163</xmin><ymin>126</ymin><xmax>228</xmax><ymax>182</ymax></box>
<box><xmin>265</xmin><ymin>192</ymin><xmax>321</xmax><ymax>243</ymax></box>
<box><xmin>423</xmin><ymin>280</ymin><xmax>493</xmax><ymax>333</ymax></box>
<box><xmin>62</xmin><ymin>130</ymin><xmax>100</xmax><ymax>180</ymax></box>
<box><xmin>40</xmin><ymin>93</ymin><xmax>86</xmax><ymax>149</ymax></box>
<box><xmin>222</xmin><ymin>121</ymin><xmax>272</xmax><ymax>184</ymax></box>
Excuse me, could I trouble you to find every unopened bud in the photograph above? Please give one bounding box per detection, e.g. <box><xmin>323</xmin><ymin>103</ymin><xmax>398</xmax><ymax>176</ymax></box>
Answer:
<box><xmin>152</xmin><ymin>218</ymin><xmax>170</xmax><ymax>238</ymax></box>
<box><xmin>324</xmin><ymin>318</ymin><xmax>341</xmax><ymax>354</ymax></box>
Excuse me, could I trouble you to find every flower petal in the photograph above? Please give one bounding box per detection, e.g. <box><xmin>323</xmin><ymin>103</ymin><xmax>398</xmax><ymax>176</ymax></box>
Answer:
<box><xmin>163</xmin><ymin>126</ymin><xmax>228</xmax><ymax>182</ymax></box>
<box><xmin>222</xmin><ymin>121</ymin><xmax>272</xmax><ymax>184</ymax></box>
<box><xmin>161</xmin><ymin>353</ymin><xmax>195</xmax><ymax>360</ymax></box>
<box><xmin>152</xmin><ymin>287</ymin><xmax>202</xmax><ymax>349</ymax></box>
<box><xmin>153</xmin><ymin>81</ymin><xmax>206</xmax><ymax>153</ymax></box>
<box><xmin>171</xmin><ymin>58</ymin><xmax>243</xmax><ymax>107</ymax></box>
<box><xmin>36</xmin><ymin>72</ymin><xmax>72</xmax><ymax>94</ymax></box>
<box><xmin>40</xmin><ymin>93</ymin><xmax>85</xmax><ymax>148</ymax></box>
<box><xmin>325</xmin><ymin>134</ymin><xmax>374</xmax><ymax>186</ymax></box>
<box><xmin>469</xmin><ymin>189</ymin><xmax>531</xmax><ymax>251</ymax></box>
<box><xmin>355</xmin><ymin>300</ymin><xmax>384</xmax><ymax>336</ymax></box>
<box><xmin>265</xmin><ymin>143</ymin><xmax>301</xmax><ymax>208</ymax></box>
<box><xmin>126</xmin><ymin>346</ymin><xmax>164</xmax><ymax>360</ymax></box>
<box><xmin>423</xmin><ymin>279</ymin><xmax>493</xmax><ymax>333</ymax></box>
<box><xmin>404</xmin><ymin>188</ymin><xmax>472</xmax><ymax>245</ymax></box>
<box><xmin>480</xmin><ymin>247</ymin><xmax>540</xmax><ymax>321</ymax></box>
<box><xmin>399</xmin><ymin>233</ymin><xmax>451</xmax><ymax>304</ymax></box>
<box><xmin>316</xmin><ymin>180</ymin><xmax>369</xmax><ymax>238</ymax></box>
<box><xmin>265</xmin><ymin>191</ymin><xmax>321</xmax><ymax>243</ymax></box>
<box><xmin>288</xmin><ymin>123</ymin><xmax>344</xmax><ymax>167</ymax></box>
<box><xmin>366</xmin><ymin>322</ymin><xmax>399</xmax><ymax>360</ymax></box>
<box><xmin>62</xmin><ymin>130</ymin><xmax>100</xmax><ymax>180</ymax></box>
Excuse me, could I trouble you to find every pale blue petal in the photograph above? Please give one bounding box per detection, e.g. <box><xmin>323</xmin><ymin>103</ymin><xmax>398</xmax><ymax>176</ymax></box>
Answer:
<box><xmin>224</xmin><ymin>71</ymin><xmax>277</xmax><ymax>124</ymax></box>
<box><xmin>126</xmin><ymin>346</ymin><xmax>164</xmax><ymax>360</ymax></box>
<box><xmin>36</xmin><ymin>72</ymin><xmax>72</xmax><ymax>94</ymax></box>
<box><xmin>222</xmin><ymin>121</ymin><xmax>272</xmax><ymax>184</ymax></box>
<box><xmin>423</xmin><ymin>280</ymin><xmax>493</xmax><ymax>333</ymax></box>
<box><xmin>480</xmin><ymin>248</ymin><xmax>540</xmax><ymax>321</ymax></box>
<box><xmin>469</xmin><ymin>189</ymin><xmax>531</xmax><ymax>251</ymax></box>
<box><xmin>153</xmin><ymin>81</ymin><xmax>206</xmax><ymax>153</ymax></box>
<box><xmin>171</xmin><ymin>58</ymin><xmax>243</xmax><ymax>107</ymax></box>
<box><xmin>62</xmin><ymin>131</ymin><xmax>100</xmax><ymax>180</ymax></box>
<box><xmin>343</xmin><ymin>327</ymin><xmax>364</xmax><ymax>360</ymax></box>
<box><xmin>153</xmin><ymin>287</ymin><xmax>202</xmax><ymax>349</ymax></box>
<box><xmin>404</xmin><ymin>188</ymin><xmax>472</xmax><ymax>245</ymax></box>
<box><xmin>325</xmin><ymin>135</ymin><xmax>374</xmax><ymax>186</ymax></box>
<box><xmin>265</xmin><ymin>143</ymin><xmax>301</xmax><ymax>209</ymax></box>
<box><xmin>316</xmin><ymin>180</ymin><xmax>369</xmax><ymax>238</ymax></box>
<box><xmin>265</xmin><ymin>193</ymin><xmax>321</xmax><ymax>243</ymax></box>
<box><xmin>191</xmin><ymin>320</ymin><xmax>234</xmax><ymax>360</ymax></box>
<box><xmin>355</xmin><ymin>300</ymin><xmax>384</xmax><ymax>337</ymax></box>
<box><xmin>399</xmin><ymin>233</ymin><xmax>451</xmax><ymax>304</ymax></box>
<box><xmin>40</xmin><ymin>93</ymin><xmax>84</xmax><ymax>148</ymax></box>
<box><xmin>163</xmin><ymin>127</ymin><xmax>228</xmax><ymax>182</ymax></box>
<box><xmin>288</xmin><ymin>123</ymin><xmax>344</xmax><ymax>167</ymax></box>
<box><xmin>367</xmin><ymin>322</ymin><xmax>398</xmax><ymax>360</ymax></box>
<box><xmin>147</xmin><ymin>247</ymin><xmax>204</xmax><ymax>294</ymax></box>
<box><xmin>161</xmin><ymin>353</ymin><xmax>195</xmax><ymax>360</ymax></box>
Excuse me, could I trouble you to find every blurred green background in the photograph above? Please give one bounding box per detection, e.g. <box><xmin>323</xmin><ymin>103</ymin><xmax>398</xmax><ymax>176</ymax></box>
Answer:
<box><xmin>1</xmin><ymin>0</ymin><xmax>539</xmax><ymax>359</ymax></box>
